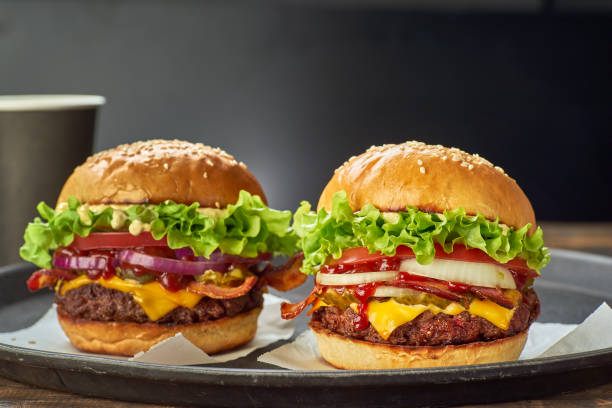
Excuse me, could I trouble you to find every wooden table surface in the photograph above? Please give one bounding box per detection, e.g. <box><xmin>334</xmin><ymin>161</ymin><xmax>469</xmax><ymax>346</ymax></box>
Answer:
<box><xmin>1</xmin><ymin>222</ymin><xmax>611</xmax><ymax>407</ymax></box>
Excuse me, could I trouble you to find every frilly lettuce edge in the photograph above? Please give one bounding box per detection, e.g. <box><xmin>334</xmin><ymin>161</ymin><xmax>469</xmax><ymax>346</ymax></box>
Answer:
<box><xmin>20</xmin><ymin>190</ymin><xmax>298</xmax><ymax>269</ymax></box>
<box><xmin>293</xmin><ymin>191</ymin><xmax>549</xmax><ymax>275</ymax></box>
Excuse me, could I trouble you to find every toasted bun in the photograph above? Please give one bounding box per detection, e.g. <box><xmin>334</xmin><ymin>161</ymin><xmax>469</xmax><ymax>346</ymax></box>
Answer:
<box><xmin>311</xmin><ymin>325</ymin><xmax>528</xmax><ymax>369</ymax></box>
<box><xmin>57</xmin><ymin>139</ymin><xmax>266</xmax><ymax>208</ymax></box>
<box><xmin>318</xmin><ymin>141</ymin><xmax>535</xmax><ymax>232</ymax></box>
<box><xmin>57</xmin><ymin>307</ymin><xmax>261</xmax><ymax>357</ymax></box>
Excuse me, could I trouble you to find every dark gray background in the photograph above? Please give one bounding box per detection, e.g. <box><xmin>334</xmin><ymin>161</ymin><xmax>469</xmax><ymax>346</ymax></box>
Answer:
<box><xmin>1</xmin><ymin>0</ymin><xmax>611</xmax><ymax>220</ymax></box>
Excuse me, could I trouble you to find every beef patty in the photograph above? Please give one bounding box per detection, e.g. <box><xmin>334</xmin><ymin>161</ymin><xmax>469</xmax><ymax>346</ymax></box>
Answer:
<box><xmin>55</xmin><ymin>283</ymin><xmax>264</xmax><ymax>325</ymax></box>
<box><xmin>309</xmin><ymin>289</ymin><xmax>539</xmax><ymax>346</ymax></box>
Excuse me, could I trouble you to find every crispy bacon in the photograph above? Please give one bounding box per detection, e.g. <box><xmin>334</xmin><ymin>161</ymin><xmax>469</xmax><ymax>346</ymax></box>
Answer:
<box><xmin>27</xmin><ymin>270</ymin><xmax>57</xmax><ymax>292</ymax></box>
<box><xmin>382</xmin><ymin>278</ymin><xmax>516</xmax><ymax>308</ymax></box>
<box><xmin>186</xmin><ymin>276</ymin><xmax>257</xmax><ymax>299</ymax></box>
<box><xmin>26</xmin><ymin>269</ymin><xmax>78</xmax><ymax>292</ymax></box>
<box><xmin>469</xmin><ymin>286</ymin><xmax>515</xmax><ymax>308</ymax></box>
<box><xmin>281</xmin><ymin>285</ymin><xmax>320</xmax><ymax>320</ymax></box>
<box><xmin>262</xmin><ymin>253</ymin><xmax>307</xmax><ymax>292</ymax></box>
<box><xmin>386</xmin><ymin>278</ymin><xmax>470</xmax><ymax>306</ymax></box>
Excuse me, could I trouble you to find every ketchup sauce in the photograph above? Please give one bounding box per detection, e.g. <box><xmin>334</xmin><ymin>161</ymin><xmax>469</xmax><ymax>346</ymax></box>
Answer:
<box><xmin>351</xmin><ymin>282</ymin><xmax>380</xmax><ymax>331</ymax></box>
<box><xmin>157</xmin><ymin>272</ymin><xmax>193</xmax><ymax>292</ymax></box>
<box><xmin>509</xmin><ymin>270</ymin><xmax>530</xmax><ymax>291</ymax></box>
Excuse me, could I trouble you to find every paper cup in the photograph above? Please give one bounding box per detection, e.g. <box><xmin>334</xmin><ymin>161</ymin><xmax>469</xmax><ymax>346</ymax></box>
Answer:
<box><xmin>0</xmin><ymin>95</ymin><xmax>105</xmax><ymax>265</ymax></box>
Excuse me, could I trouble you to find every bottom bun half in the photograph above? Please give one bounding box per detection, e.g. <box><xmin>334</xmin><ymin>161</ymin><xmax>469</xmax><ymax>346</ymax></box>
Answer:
<box><xmin>310</xmin><ymin>325</ymin><xmax>528</xmax><ymax>370</ymax></box>
<box><xmin>58</xmin><ymin>307</ymin><xmax>262</xmax><ymax>357</ymax></box>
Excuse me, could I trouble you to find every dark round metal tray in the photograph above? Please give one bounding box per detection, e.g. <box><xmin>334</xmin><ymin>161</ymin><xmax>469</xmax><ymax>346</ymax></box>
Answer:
<box><xmin>1</xmin><ymin>249</ymin><xmax>611</xmax><ymax>407</ymax></box>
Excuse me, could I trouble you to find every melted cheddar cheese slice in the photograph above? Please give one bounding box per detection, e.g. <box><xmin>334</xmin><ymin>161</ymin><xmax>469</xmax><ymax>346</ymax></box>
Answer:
<box><xmin>353</xmin><ymin>297</ymin><xmax>516</xmax><ymax>340</ymax></box>
<box><xmin>467</xmin><ymin>299</ymin><xmax>515</xmax><ymax>331</ymax></box>
<box><xmin>60</xmin><ymin>276</ymin><xmax>204</xmax><ymax>321</ymax></box>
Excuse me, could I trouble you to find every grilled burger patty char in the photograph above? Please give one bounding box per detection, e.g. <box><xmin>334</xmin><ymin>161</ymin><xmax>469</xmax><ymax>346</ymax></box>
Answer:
<box><xmin>55</xmin><ymin>283</ymin><xmax>264</xmax><ymax>325</ymax></box>
<box><xmin>309</xmin><ymin>289</ymin><xmax>539</xmax><ymax>346</ymax></box>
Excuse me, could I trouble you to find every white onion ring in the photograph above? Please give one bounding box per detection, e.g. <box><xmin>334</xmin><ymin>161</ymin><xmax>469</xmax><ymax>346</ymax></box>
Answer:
<box><xmin>316</xmin><ymin>259</ymin><xmax>516</xmax><ymax>289</ymax></box>
<box><xmin>315</xmin><ymin>271</ymin><xmax>399</xmax><ymax>286</ymax></box>
<box><xmin>399</xmin><ymin>258</ymin><xmax>516</xmax><ymax>289</ymax></box>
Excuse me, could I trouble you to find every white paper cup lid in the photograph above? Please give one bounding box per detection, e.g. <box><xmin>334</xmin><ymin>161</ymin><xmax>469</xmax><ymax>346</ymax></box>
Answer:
<box><xmin>0</xmin><ymin>95</ymin><xmax>106</xmax><ymax>111</ymax></box>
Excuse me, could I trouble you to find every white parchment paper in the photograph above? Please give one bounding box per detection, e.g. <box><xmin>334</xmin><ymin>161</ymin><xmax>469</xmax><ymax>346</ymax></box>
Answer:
<box><xmin>258</xmin><ymin>303</ymin><xmax>612</xmax><ymax>370</ymax></box>
<box><xmin>0</xmin><ymin>293</ymin><xmax>295</xmax><ymax>365</ymax></box>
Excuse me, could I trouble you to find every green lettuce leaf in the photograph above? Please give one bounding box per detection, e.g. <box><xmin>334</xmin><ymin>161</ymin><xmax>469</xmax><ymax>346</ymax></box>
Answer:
<box><xmin>20</xmin><ymin>190</ymin><xmax>297</xmax><ymax>269</ymax></box>
<box><xmin>293</xmin><ymin>191</ymin><xmax>550</xmax><ymax>274</ymax></box>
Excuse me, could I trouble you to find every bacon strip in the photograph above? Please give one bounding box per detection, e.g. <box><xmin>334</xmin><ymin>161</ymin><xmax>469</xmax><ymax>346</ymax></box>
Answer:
<box><xmin>281</xmin><ymin>285</ymin><xmax>320</xmax><ymax>320</ymax></box>
<box><xmin>470</xmin><ymin>286</ymin><xmax>515</xmax><ymax>308</ymax></box>
<box><xmin>27</xmin><ymin>270</ymin><xmax>58</xmax><ymax>292</ymax></box>
<box><xmin>386</xmin><ymin>279</ymin><xmax>470</xmax><ymax>306</ymax></box>
<box><xmin>262</xmin><ymin>253</ymin><xmax>307</xmax><ymax>292</ymax></box>
<box><xmin>389</xmin><ymin>277</ymin><xmax>514</xmax><ymax>308</ymax></box>
<box><xmin>186</xmin><ymin>276</ymin><xmax>257</xmax><ymax>299</ymax></box>
<box><xmin>26</xmin><ymin>269</ymin><xmax>78</xmax><ymax>292</ymax></box>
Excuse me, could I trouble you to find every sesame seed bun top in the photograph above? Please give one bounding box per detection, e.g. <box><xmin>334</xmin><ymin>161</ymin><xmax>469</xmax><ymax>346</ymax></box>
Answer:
<box><xmin>317</xmin><ymin>141</ymin><xmax>536</xmax><ymax>232</ymax></box>
<box><xmin>57</xmin><ymin>139</ymin><xmax>266</xmax><ymax>208</ymax></box>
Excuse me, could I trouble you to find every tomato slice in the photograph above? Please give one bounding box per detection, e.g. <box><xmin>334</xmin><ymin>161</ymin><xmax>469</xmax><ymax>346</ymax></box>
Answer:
<box><xmin>69</xmin><ymin>232</ymin><xmax>168</xmax><ymax>251</ymax></box>
<box><xmin>330</xmin><ymin>244</ymin><xmax>537</xmax><ymax>277</ymax></box>
<box><xmin>329</xmin><ymin>247</ymin><xmax>386</xmax><ymax>265</ymax></box>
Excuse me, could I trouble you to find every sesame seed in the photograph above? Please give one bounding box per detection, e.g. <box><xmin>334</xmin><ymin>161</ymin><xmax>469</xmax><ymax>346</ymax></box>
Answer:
<box><xmin>460</xmin><ymin>161</ymin><xmax>469</xmax><ymax>167</ymax></box>
<box><xmin>203</xmin><ymin>172</ymin><xmax>208</xmax><ymax>178</ymax></box>
<box><xmin>417</xmin><ymin>159</ymin><xmax>423</xmax><ymax>165</ymax></box>
<box><xmin>214</xmin><ymin>201</ymin><xmax>220</xmax><ymax>208</ymax></box>
<box><xmin>442</xmin><ymin>156</ymin><xmax>447</xmax><ymax>161</ymax></box>
<box><xmin>419</xmin><ymin>166</ymin><xmax>426</xmax><ymax>174</ymax></box>
<box><xmin>451</xmin><ymin>154</ymin><xmax>461</xmax><ymax>162</ymax></box>
<box><xmin>205</xmin><ymin>158</ymin><xmax>213</xmax><ymax>166</ymax></box>
<box><xmin>468</xmin><ymin>164</ymin><xmax>474</xmax><ymax>170</ymax></box>
<box><xmin>163</xmin><ymin>163</ymin><xmax>169</xmax><ymax>170</ymax></box>
<box><xmin>239</xmin><ymin>161</ymin><xmax>247</xmax><ymax>169</ymax></box>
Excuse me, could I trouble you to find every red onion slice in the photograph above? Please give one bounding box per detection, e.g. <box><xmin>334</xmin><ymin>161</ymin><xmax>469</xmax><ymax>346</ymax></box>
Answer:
<box><xmin>175</xmin><ymin>247</ymin><xmax>272</xmax><ymax>265</ymax></box>
<box><xmin>174</xmin><ymin>247</ymin><xmax>195</xmax><ymax>260</ymax></box>
<box><xmin>53</xmin><ymin>255</ymin><xmax>108</xmax><ymax>270</ymax></box>
<box><xmin>119</xmin><ymin>249</ymin><xmax>229</xmax><ymax>275</ymax></box>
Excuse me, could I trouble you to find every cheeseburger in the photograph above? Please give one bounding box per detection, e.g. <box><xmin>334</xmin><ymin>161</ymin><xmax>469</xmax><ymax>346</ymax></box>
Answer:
<box><xmin>20</xmin><ymin>140</ymin><xmax>302</xmax><ymax>356</ymax></box>
<box><xmin>282</xmin><ymin>141</ymin><xmax>549</xmax><ymax>369</ymax></box>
